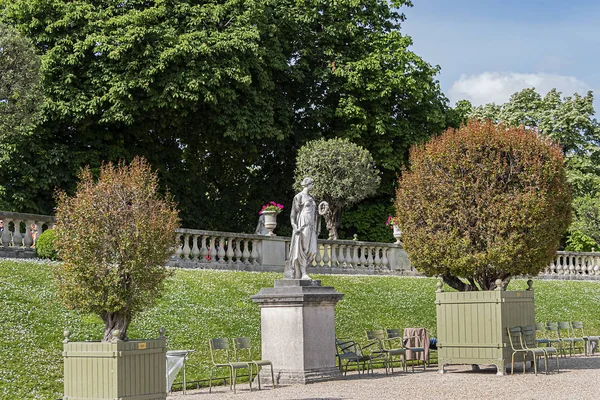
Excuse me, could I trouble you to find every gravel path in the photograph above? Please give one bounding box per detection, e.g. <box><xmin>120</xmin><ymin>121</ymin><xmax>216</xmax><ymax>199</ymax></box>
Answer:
<box><xmin>167</xmin><ymin>356</ymin><xmax>600</xmax><ymax>400</ymax></box>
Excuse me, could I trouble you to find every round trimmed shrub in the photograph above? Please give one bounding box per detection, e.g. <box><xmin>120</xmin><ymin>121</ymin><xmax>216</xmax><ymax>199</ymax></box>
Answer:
<box><xmin>395</xmin><ymin>120</ymin><xmax>572</xmax><ymax>291</ymax></box>
<box><xmin>35</xmin><ymin>229</ymin><xmax>59</xmax><ymax>260</ymax></box>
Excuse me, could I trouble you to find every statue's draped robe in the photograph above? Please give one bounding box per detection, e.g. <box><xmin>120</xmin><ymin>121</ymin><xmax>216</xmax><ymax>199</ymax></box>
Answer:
<box><xmin>285</xmin><ymin>192</ymin><xmax>320</xmax><ymax>279</ymax></box>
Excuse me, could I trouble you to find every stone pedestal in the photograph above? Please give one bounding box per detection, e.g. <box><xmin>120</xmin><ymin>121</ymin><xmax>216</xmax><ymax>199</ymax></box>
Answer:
<box><xmin>251</xmin><ymin>279</ymin><xmax>344</xmax><ymax>384</ymax></box>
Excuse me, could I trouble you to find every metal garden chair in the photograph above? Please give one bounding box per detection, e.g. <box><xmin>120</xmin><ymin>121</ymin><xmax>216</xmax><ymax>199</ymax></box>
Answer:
<box><xmin>571</xmin><ymin>321</ymin><xmax>600</xmax><ymax>356</ymax></box>
<box><xmin>386</xmin><ymin>328</ymin><xmax>426</xmax><ymax>372</ymax></box>
<box><xmin>208</xmin><ymin>338</ymin><xmax>253</xmax><ymax>394</ymax></box>
<box><xmin>521</xmin><ymin>325</ymin><xmax>559</xmax><ymax>374</ymax></box>
<box><xmin>233</xmin><ymin>337</ymin><xmax>275</xmax><ymax>390</ymax></box>
<box><xmin>507</xmin><ymin>326</ymin><xmax>546</xmax><ymax>375</ymax></box>
<box><xmin>557</xmin><ymin>321</ymin><xmax>585</xmax><ymax>356</ymax></box>
<box><xmin>335</xmin><ymin>338</ymin><xmax>374</xmax><ymax>376</ymax></box>
<box><xmin>365</xmin><ymin>329</ymin><xmax>406</xmax><ymax>374</ymax></box>
<box><xmin>545</xmin><ymin>322</ymin><xmax>567</xmax><ymax>358</ymax></box>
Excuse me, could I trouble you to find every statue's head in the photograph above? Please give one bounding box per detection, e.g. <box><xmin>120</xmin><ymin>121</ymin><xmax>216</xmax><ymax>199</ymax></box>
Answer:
<box><xmin>301</xmin><ymin>177</ymin><xmax>314</xmax><ymax>188</ymax></box>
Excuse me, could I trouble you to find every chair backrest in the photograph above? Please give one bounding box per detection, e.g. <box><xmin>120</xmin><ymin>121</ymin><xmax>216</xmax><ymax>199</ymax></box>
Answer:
<box><xmin>535</xmin><ymin>322</ymin><xmax>546</xmax><ymax>332</ymax></box>
<box><xmin>336</xmin><ymin>338</ymin><xmax>359</xmax><ymax>356</ymax></box>
<box><xmin>557</xmin><ymin>321</ymin><xmax>572</xmax><ymax>338</ymax></box>
<box><xmin>545</xmin><ymin>322</ymin><xmax>560</xmax><ymax>339</ymax></box>
<box><xmin>209</xmin><ymin>338</ymin><xmax>231</xmax><ymax>364</ymax></box>
<box><xmin>386</xmin><ymin>329</ymin><xmax>402</xmax><ymax>340</ymax></box>
<box><xmin>571</xmin><ymin>321</ymin><xmax>586</xmax><ymax>337</ymax></box>
<box><xmin>233</xmin><ymin>337</ymin><xmax>253</xmax><ymax>361</ymax></box>
<box><xmin>521</xmin><ymin>325</ymin><xmax>538</xmax><ymax>349</ymax></box>
<box><xmin>365</xmin><ymin>330</ymin><xmax>387</xmax><ymax>350</ymax></box>
<box><xmin>507</xmin><ymin>326</ymin><xmax>524</xmax><ymax>351</ymax></box>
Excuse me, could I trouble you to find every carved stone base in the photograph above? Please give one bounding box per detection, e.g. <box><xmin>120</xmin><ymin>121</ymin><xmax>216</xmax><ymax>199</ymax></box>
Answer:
<box><xmin>271</xmin><ymin>367</ymin><xmax>341</xmax><ymax>385</ymax></box>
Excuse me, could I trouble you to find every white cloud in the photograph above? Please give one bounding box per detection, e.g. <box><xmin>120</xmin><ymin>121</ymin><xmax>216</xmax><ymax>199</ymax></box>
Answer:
<box><xmin>448</xmin><ymin>72</ymin><xmax>592</xmax><ymax>106</ymax></box>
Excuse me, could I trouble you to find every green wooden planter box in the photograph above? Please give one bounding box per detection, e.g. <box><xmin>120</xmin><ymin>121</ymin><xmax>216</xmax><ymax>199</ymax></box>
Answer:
<box><xmin>435</xmin><ymin>280</ymin><xmax>535</xmax><ymax>376</ymax></box>
<box><xmin>63</xmin><ymin>331</ymin><xmax>167</xmax><ymax>400</ymax></box>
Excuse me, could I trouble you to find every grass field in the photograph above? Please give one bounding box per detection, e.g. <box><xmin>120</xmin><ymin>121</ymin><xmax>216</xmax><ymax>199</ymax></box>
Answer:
<box><xmin>1</xmin><ymin>258</ymin><xmax>600</xmax><ymax>399</ymax></box>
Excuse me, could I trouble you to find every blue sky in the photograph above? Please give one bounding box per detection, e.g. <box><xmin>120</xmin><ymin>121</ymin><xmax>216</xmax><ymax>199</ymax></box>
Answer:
<box><xmin>401</xmin><ymin>0</ymin><xmax>599</xmax><ymax>113</ymax></box>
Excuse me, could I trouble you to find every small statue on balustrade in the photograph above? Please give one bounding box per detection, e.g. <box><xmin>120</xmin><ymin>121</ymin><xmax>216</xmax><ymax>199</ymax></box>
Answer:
<box><xmin>284</xmin><ymin>177</ymin><xmax>329</xmax><ymax>280</ymax></box>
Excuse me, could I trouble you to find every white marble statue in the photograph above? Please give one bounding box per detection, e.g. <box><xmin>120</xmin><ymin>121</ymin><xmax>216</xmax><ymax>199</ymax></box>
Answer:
<box><xmin>284</xmin><ymin>177</ymin><xmax>329</xmax><ymax>280</ymax></box>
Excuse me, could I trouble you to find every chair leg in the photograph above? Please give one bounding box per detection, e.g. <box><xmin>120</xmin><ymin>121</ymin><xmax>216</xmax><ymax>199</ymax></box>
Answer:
<box><xmin>248</xmin><ymin>366</ymin><xmax>253</xmax><ymax>392</ymax></box>
<box><xmin>209</xmin><ymin>368</ymin><xmax>214</xmax><ymax>393</ymax></box>
<box><xmin>270</xmin><ymin>363</ymin><xmax>276</xmax><ymax>388</ymax></box>
<box><xmin>232</xmin><ymin>367</ymin><xmax>236</xmax><ymax>394</ymax></box>
<box><xmin>255</xmin><ymin>364</ymin><xmax>261</xmax><ymax>390</ymax></box>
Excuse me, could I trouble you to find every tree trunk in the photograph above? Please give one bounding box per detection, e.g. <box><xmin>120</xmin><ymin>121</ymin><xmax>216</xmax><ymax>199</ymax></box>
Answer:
<box><xmin>101</xmin><ymin>311</ymin><xmax>131</xmax><ymax>342</ymax></box>
<box><xmin>324</xmin><ymin>207</ymin><xmax>342</xmax><ymax>240</ymax></box>
<box><xmin>442</xmin><ymin>275</ymin><xmax>478</xmax><ymax>292</ymax></box>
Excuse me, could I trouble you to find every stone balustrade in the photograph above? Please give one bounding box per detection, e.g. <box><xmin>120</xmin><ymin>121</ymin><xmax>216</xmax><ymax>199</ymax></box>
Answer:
<box><xmin>170</xmin><ymin>228</ymin><xmax>414</xmax><ymax>275</ymax></box>
<box><xmin>540</xmin><ymin>251</ymin><xmax>600</xmax><ymax>279</ymax></box>
<box><xmin>0</xmin><ymin>211</ymin><xmax>55</xmax><ymax>258</ymax></box>
<box><xmin>1</xmin><ymin>210</ymin><xmax>600</xmax><ymax>280</ymax></box>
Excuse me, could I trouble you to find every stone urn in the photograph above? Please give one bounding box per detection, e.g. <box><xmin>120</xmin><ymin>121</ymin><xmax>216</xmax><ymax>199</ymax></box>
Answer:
<box><xmin>392</xmin><ymin>224</ymin><xmax>402</xmax><ymax>244</ymax></box>
<box><xmin>262</xmin><ymin>211</ymin><xmax>278</xmax><ymax>236</ymax></box>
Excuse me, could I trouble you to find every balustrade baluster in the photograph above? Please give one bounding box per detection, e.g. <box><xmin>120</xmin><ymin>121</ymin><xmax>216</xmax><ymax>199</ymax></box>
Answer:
<box><xmin>217</xmin><ymin>237</ymin><xmax>226</xmax><ymax>264</ymax></box>
<box><xmin>1</xmin><ymin>218</ymin><xmax>12</xmax><ymax>248</ymax></box>
<box><xmin>360</xmin><ymin>246</ymin><xmax>367</xmax><ymax>268</ymax></box>
<box><xmin>594</xmin><ymin>255</ymin><xmax>600</xmax><ymax>276</ymax></box>
<box><xmin>191</xmin><ymin>235</ymin><xmax>200</xmax><ymax>261</ymax></box>
<box><xmin>381</xmin><ymin>247</ymin><xmax>389</xmax><ymax>271</ymax></box>
<box><xmin>338</xmin><ymin>245</ymin><xmax>346</xmax><ymax>268</ymax></box>
<box><xmin>208</xmin><ymin>237</ymin><xmax>217</xmax><ymax>264</ymax></box>
<box><xmin>250</xmin><ymin>240</ymin><xmax>260</xmax><ymax>265</ymax></box>
<box><xmin>226</xmin><ymin>236</ymin><xmax>235</xmax><ymax>264</ymax></box>
<box><xmin>349</xmin><ymin>245</ymin><xmax>360</xmax><ymax>268</ymax></box>
<box><xmin>366</xmin><ymin>246</ymin><xmax>374</xmax><ymax>270</ymax></box>
<box><xmin>374</xmin><ymin>246</ymin><xmax>381</xmax><ymax>270</ymax></box>
<box><xmin>199</xmin><ymin>236</ymin><xmax>208</xmax><ymax>263</ymax></box>
<box><xmin>242</xmin><ymin>240</ymin><xmax>250</xmax><ymax>264</ymax></box>
<box><xmin>322</xmin><ymin>243</ymin><xmax>330</xmax><ymax>267</ymax></box>
<box><xmin>175</xmin><ymin>234</ymin><xmax>183</xmax><ymax>259</ymax></box>
<box><xmin>568</xmin><ymin>255</ymin><xmax>575</xmax><ymax>275</ymax></box>
<box><xmin>330</xmin><ymin>244</ymin><xmax>338</xmax><ymax>267</ymax></box>
<box><xmin>12</xmin><ymin>219</ymin><xmax>23</xmax><ymax>248</ymax></box>
<box><xmin>234</xmin><ymin>238</ymin><xmax>243</xmax><ymax>265</ymax></box>
<box><xmin>314</xmin><ymin>245</ymin><xmax>321</xmax><ymax>267</ymax></box>
<box><xmin>23</xmin><ymin>220</ymin><xmax>33</xmax><ymax>249</ymax></box>
<box><xmin>182</xmin><ymin>234</ymin><xmax>191</xmax><ymax>260</ymax></box>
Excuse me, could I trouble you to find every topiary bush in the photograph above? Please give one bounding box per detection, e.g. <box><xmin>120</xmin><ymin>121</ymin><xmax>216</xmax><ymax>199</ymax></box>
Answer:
<box><xmin>294</xmin><ymin>138</ymin><xmax>381</xmax><ymax>240</ymax></box>
<box><xmin>53</xmin><ymin>157</ymin><xmax>180</xmax><ymax>341</ymax></box>
<box><xmin>35</xmin><ymin>228</ymin><xmax>59</xmax><ymax>260</ymax></box>
<box><xmin>395</xmin><ymin>120</ymin><xmax>572</xmax><ymax>291</ymax></box>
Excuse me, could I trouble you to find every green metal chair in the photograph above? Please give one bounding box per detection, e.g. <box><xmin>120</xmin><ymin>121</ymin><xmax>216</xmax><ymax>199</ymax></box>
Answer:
<box><xmin>386</xmin><ymin>329</ymin><xmax>426</xmax><ymax>372</ymax></box>
<box><xmin>365</xmin><ymin>329</ymin><xmax>406</xmax><ymax>374</ymax></box>
<box><xmin>335</xmin><ymin>338</ymin><xmax>374</xmax><ymax>376</ymax></box>
<box><xmin>571</xmin><ymin>321</ymin><xmax>600</xmax><ymax>356</ymax></box>
<box><xmin>535</xmin><ymin>322</ymin><xmax>552</xmax><ymax>347</ymax></box>
<box><xmin>208</xmin><ymin>338</ymin><xmax>252</xmax><ymax>394</ymax></box>
<box><xmin>521</xmin><ymin>325</ymin><xmax>559</xmax><ymax>374</ymax></box>
<box><xmin>233</xmin><ymin>337</ymin><xmax>275</xmax><ymax>390</ymax></box>
<box><xmin>507</xmin><ymin>326</ymin><xmax>549</xmax><ymax>375</ymax></box>
<box><xmin>545</xmin><ymin>322</ymin><xmax>567</xmax><ymax>358</ymax></box>
<box><xmin>557</xmin><ymin>321</ymin><xmax>585</xmax><ymax>356</ymax></box>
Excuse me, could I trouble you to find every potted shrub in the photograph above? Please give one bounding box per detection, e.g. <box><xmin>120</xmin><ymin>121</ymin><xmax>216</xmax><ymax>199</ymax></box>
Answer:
<box><xmin>54</xmin><ymin>157</ymin><xmax>179</xmax><ymax>399</ymax></box>
<box><xmin>395</xmin><ymin>120</ymin><xmax>571</xmax><ymax>375</ymax></box>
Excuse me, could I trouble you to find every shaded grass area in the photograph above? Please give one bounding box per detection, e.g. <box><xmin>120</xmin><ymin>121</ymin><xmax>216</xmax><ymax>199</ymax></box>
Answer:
<box><xmin>1</xmin><ymin>259</ymin><xmax>600</xmax><ymax>399</ymax></box>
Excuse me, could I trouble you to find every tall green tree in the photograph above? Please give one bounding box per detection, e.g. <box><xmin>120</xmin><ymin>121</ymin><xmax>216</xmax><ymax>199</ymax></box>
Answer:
<box><xmin>468</xmin><ymin>88</ymin><xmax>600</xmax><ymax>250</ymax></box>
<box><xmin>0</xmin><ymin>23</ymin><xmax>42</xmax><ymax>209</ymax></box>
<box><xmin>2</xmin><ymin>0</ymin><xmax>451</xmax><ymax>236</ymax></box>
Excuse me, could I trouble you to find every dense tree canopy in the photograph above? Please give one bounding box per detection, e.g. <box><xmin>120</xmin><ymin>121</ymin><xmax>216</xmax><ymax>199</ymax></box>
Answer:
<box><xmin>1</xmin><ymin>0</ymin><xmax>452</xmax><ymax>236</ymax></box>
<box><xmin>396</xmin><ymin>121</ymin><xmax>572</xmax><ymax>291</ymax></box>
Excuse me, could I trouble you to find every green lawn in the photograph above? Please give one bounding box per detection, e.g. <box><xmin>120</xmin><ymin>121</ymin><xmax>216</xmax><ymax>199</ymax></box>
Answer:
<box><xmin>1</xmin><ymin>258</ymin><xmax>600</xmax><ymax>399</ymax></box>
